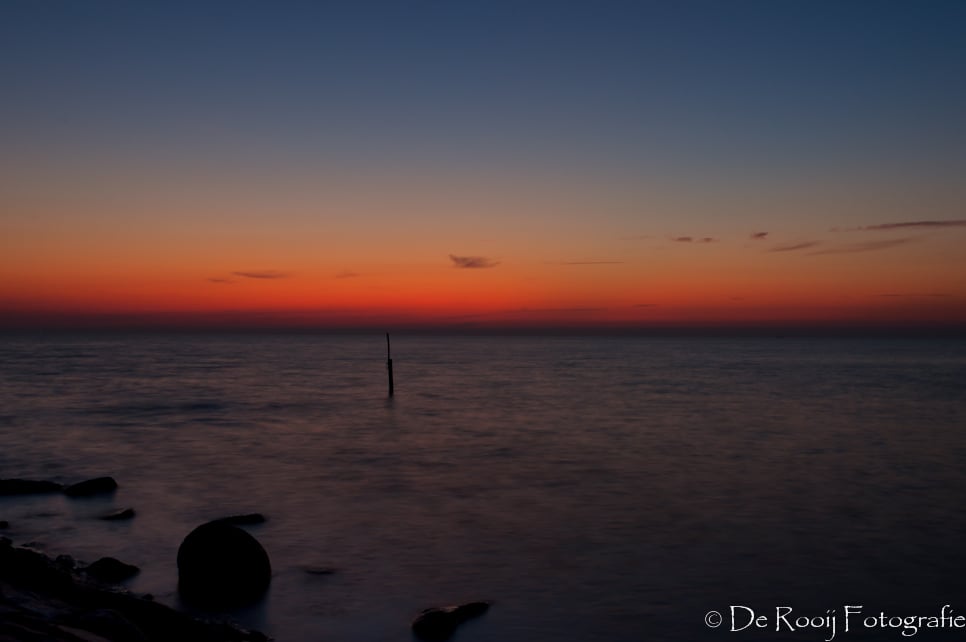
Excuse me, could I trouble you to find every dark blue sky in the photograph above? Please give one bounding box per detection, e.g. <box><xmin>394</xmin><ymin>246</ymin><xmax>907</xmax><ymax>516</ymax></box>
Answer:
<box><xmin>3</xmin><ymin>0</ymin><xmax>965</xmax><ymax>181</ymax></box>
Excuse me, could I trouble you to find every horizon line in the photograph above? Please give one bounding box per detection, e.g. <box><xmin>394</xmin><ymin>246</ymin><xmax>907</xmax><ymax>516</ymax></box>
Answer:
<box><xmin>1</xmin><ymin>320</ymin><xmax>963</xmax><ymax>338</ymax></box>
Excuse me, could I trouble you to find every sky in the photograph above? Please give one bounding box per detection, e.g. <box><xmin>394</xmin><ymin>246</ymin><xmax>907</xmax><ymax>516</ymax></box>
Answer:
<box><xmin>2</xmin><ymin>0</ymin><xmax>966</xmax><ymax>332</ymax></box>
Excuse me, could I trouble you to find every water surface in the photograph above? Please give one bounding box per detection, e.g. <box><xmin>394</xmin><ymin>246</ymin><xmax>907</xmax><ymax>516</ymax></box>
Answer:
<box><xmin>1</xmin><ymin>334</ymin><xmax>964</xmax><ymax>641</ymax></box>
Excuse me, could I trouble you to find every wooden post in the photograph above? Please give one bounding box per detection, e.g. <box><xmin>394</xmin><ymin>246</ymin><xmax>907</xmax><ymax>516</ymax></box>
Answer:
<box><xmin>386</xmin><ymin>332</ymin><xmax>394</xmax><ymax>397</ymax></box>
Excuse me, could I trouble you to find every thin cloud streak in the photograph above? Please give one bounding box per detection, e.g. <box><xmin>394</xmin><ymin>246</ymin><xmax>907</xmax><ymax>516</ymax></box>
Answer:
<box><xmin>851</xmin><ymin>220</ymin><xmax>966</xmax><ymax>231</ymax></box>
<box><xmin>878</xmin><ymin>293</ymin><xmax>951</xmax><ymax>298</ymax></box>
<box><xmin>553</xmin><ymin>260</ymin><xmax>624</xmax><ymax>265</ymax></box>
<box><xmin>233</xmin><ymin>270</ymin><xmax>290</xmax><ymax>279</ymax></box>
<box><xmin>671</xmin><ymin>236</ymin><xmax>716</xmax><ymax>243</ymax></box>
<box><xmin>768</xmin><ymin>241</ymin><xmax>822</xmax><ymax>252</ymax></box>
<box><xmin>449</xmin><ymin>254</ymin><xmax>499</xmax><ymax>269</ymax></box>
<box><xmin>809</xmin><ymin>238</ymin><xmax>915</xmax><ymax>255</ymax></box>
<box><xmin>508</xmin><ymin>307</ymin><xmax>607</xmax><ymax>313</ymax></box>
<box><xmin>750</xmin><ymin>232</ymin><xmax>769</xmax><ymax>240</ymax></box>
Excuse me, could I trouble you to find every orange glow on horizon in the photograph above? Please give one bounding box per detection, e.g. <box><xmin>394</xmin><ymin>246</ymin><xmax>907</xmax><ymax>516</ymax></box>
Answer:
<box><xmin>4</xmin><ymin>191</ymin><xmax>966</xmax><ymax>331</ymax></box>
<box><xmin>3</xmin><ymin>264</ymin><xmax>965</xmax><ymax>331</ymax></box>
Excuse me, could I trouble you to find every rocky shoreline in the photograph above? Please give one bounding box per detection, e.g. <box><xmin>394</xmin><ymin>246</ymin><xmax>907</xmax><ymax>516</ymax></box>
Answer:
<box><xmin>0</xmin><ymin>537</ymin><xmax>269</xmax><ymax>642</ymax></box>
<box><xmin>1</xmin><ymin>476</ymin><xmax>267</xmax><ymax>642</ymax></box>
<box><xmin>1</xmin><ymin>477</ymin><xmax>491</xmax><ymax>641</ymax></box>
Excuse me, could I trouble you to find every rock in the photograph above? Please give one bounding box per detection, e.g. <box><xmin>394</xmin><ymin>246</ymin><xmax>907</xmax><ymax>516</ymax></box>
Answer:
<box><xmin>177</xmin><ymin>521</ymin><xmax>271</xmax><ymax>607</ymax></box>
<box><xmin>302</xmin><ymin>565</ymin><xmax>337</xmax><ymax>575</ymax></box>
<box><xmin>214</xmin><ymin>513</ymin><xmax>266</xmax><ymax>526</ymax></box>
<box><xmin>0</xmin><ymin>520</ymin><xmax>9</xmax><ymax>529</ymax></box>
<box><xmin>71</xmin><ymin>608</ymin><xmax>147</xmax><ymax>642</ymax></box>
<box><xmin>64</xmin><ymin>477</ymin><xmax>118</xmax><ymax>498</ymax></box>
<box><xmin>411</xmin><ymin>601</ymin><xmax>491</xmax><ymax>641</ymax></box>
<box><xmin>55</xmin><ymin>625</ymin><xmax>115</xmax><ymax>642</ymax></box>
<box><xmin>1</xmin><ymin>537</ymin><xmax>76</xmax><ymax>593</ymax></box>
<box><xmin>99</xmin><ymin>508</ymin><xmax>136</xmax><ymax>521</ymax></box>
<box><xmin>0</xmin><ymin>478</ymin><xmax>63</xmax><ymax>495</ymax></box>
<box><xmin>55</xmin><ymin>554</ymin><xmax>76</xmax><ymax>570</ymax></box>
<box><xmin>84</xmin><ymin>557</ymin><xmax>140</xmax><ymax>584</ymax></box>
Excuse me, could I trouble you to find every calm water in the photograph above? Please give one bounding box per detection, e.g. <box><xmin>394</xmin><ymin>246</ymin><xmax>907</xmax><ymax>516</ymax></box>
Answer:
<box><xmin>1</xmin><ymin>333</ymin><xmax>965</xmax><ymax>641</ymax></box>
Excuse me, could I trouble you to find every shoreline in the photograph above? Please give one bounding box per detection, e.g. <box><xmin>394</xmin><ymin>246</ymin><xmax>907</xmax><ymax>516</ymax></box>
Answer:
<box><xmin>0</xmin><ymin>537</ymin><xmax>268</xmax><ymax>642</ymax></box>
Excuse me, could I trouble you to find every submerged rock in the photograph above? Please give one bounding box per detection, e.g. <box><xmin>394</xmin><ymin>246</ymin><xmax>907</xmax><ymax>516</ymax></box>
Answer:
<box><xmin>64</xmin><ymin>477</ymin><xmax>118</xmax><ymax>498</ymax></box>
<box><xmin>214</xmin><ymin>513</ymin><xmax>266</xmax><ymax>526</ymax></box>
<box><xmin>99</xmin><ymin>507</ymin><xmax>136</xmax><ymax>521</ymax></box>
<box><xmin>84</xmin><ymin>557</ymin><xmax>140</xmax><ymax>584</ymax></box>
<box><xmin>411</xmin><ymin>601</ymin><xmax>491</xmax><ymax>641</ymax></box>
<box><xmin>177</xmin><ymin>521</ymin><xmax>271</xmax><ymax>607</ymax></box>
<box><xmin>0</xmin><ymin>478</ymin><xmax>63</xmax><ymax>495</ymax></box>
<box><xmin>302</xmin><ymin>565</ymin><xmax>337</xmax><ymax>576</ymax></box>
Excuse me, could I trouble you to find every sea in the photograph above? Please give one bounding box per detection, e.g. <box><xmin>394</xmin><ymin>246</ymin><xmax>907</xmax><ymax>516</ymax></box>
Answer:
<box><xmin>1</xmin><ymin>332</ymin><xmax>965</xmax><ymax>642</ymax></box>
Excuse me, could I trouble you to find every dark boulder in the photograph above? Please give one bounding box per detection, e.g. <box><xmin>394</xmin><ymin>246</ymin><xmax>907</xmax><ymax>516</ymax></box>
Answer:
<box><xmin>0</xmin><ymin>479</ymin><xmax>63</xmax><ymax>496</ymax></box>
<box><xmin>64</xmin><ymin>477</ymin><xmax>118</xmax><ymax>498</ymax></box>
<box><xmin>99</xmin><ymin>508</ymin><xmax>136</xmax><ymax>521</ymax></box>
<box><xmin>412</xmin><ymin>601</ymin><xmax>491</xmax><ymax>641</ymax></box>
<box><xmin>0</xmin><ymin>520</ymin><xmax>8</xmax><ymax>529</ymax></box>
<box><xmin>177</xmin><ymin>521</ymin><xmax>271</xmax><ymax>607</ymax></box>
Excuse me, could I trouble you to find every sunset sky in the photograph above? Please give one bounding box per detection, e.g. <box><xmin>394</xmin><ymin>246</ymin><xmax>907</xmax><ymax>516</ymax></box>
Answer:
<box><xmin>2</xmin><ymin>1</ymin><xmax>965</xmax><ymax>331</ymax></box>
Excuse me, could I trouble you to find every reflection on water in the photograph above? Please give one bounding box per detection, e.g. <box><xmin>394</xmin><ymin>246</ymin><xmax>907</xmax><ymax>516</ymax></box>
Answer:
<box><xmin>1</xmin><ymin>334</ymin><xmax>965</xmax><ymax>641</ymax></box>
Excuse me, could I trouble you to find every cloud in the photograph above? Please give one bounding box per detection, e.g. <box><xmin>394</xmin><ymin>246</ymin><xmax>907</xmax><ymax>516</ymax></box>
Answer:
<box><xmin>508</xmin><ymin>306</ymin><xmax>607</xmax><ymax>313</ymax></box>
<box><xmin>449</xmin><ymin>254</ymin><xmax>499</xmax><ymax>269</ymax></box>
<box><xmin>878</xmin><ymin>293</ymin><xmax>951</xmax><ymax>298</ymax></box>
<box><xmin>850</xmin><ymin>219</ymin><xmax>966</xmax><ymax>231</ymax></box>
<box><xmin>671</xmin><ymin>236</ymin><xmax>716</xmax><ymax>243</ymax></box>
<box><xmin>208</xmin><ymin>277</ymin><xmax>234</xmax><ymax>284</ymax></box>
<box><xmin>633</xmin><ymin>303</ymin><xmax>658</xmax><ymax>308</ymax></box>
<box><xmin>552</xmin><ymin>260</ymin><xmax>624</xmax><ymax>265</ymax></box>
<box><xmin>335</xmin><ymin>270</ymin><xmax>360</xmax><ymax>279</ymax></box>
<box><xmin>233</xmin><ymin>270</ymin><xmax>290</xmax><ymax>279</ymax></box>
<box><xmin>750</xmin><ymin>232</ymin><xmax>769</xmax><ymax>240</ymax></box>
<box><xmin>810</xmin><ymin>238</ymin><xmax>914</xmax><ymax>255</ymax></box>
<box><xmin>769</xmin><ymin>241</ymin><xmax>822</xmax><ymax>253</ymax></box>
